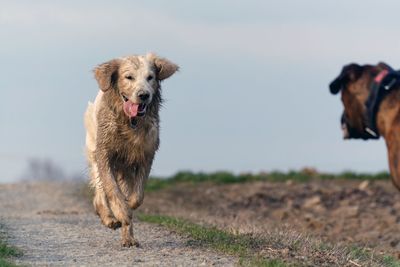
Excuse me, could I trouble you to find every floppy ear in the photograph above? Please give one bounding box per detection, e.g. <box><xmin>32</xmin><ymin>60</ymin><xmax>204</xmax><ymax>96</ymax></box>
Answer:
<box><xmin>148</xmin><ymin>54</ymin><xmax>179</xmax><ymax>80</ymax></box>
<box><xmin>93</xmin><ymin>59</ymin><xmax>120</xmax><ymax>92</ymax></box>
<box><xmin>329</xmin><ymin>63</ymin><xmax>363</xmax><ymax>94</ymax></box>
<box><xmin>377</xmin><ymin>61</ymin><xmax>394</xmax><ymax>72</ymax></box>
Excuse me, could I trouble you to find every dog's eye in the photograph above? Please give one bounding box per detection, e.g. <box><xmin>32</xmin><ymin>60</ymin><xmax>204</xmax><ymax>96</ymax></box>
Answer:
<box><xmin>125</xmin><ymin>75</ymin><xmax>134</xmax><ymax>80</ymax></box>
<box><xmin>121</xmin><ymin>94</ymin><xmax>129</xmax><ymax>102</ymax></box>
<box><xmin>147</xmin><ymin>75</ymin><xmax>153</xmax><ymax>81</ymax></box>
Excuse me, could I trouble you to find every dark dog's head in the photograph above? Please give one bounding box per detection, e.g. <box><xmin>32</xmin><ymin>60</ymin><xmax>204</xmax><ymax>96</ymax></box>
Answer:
<box><xmin>330</xmin><ymin>63</ymin><xmax>386</xmax><ymax>139</ymax></box>
<box><xmin>94</xmin><ymin>53</ymin><xmax>179</xmax><ymax>120</ymax></box>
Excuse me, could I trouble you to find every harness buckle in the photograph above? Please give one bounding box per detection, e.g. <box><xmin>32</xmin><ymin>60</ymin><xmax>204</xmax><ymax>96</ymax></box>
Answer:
<box><xmin>365</xmin><ymin>127</ymin><xmax>378</xmax><ymax>137</ymax></box>
<box><xmin>384</xmin><ymin>78</ymin><xmax>397</xmax><ymax>90</ymax></box>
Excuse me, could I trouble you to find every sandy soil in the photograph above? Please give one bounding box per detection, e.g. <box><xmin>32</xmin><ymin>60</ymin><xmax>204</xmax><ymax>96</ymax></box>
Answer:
<box><xmin>142</xmin><ymin>179</ymin><xmax>400</xmax><ymax>257</ymax></box>
<box><xmin>0</xmin><ymin>181</ymin><xmax>235</xmax><ymax>266</ymax></box>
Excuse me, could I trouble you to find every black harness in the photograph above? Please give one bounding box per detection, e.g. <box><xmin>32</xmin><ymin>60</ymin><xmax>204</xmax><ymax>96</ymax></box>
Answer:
<box><xmin>347</xmin><ymin>63</ymin><xmax>400</xmax><ymax>140</ymax></box>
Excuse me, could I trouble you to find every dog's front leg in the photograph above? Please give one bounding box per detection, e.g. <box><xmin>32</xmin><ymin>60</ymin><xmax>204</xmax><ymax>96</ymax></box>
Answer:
<box><xmin>386</xmin><ymin>130</ymin><xmax>400</xmax><ymax>191</ymax></box>
<box><xmin>127</xmin><ymin>166</ymin><xmax>150</xmax><ymax>209</ymax></box>
<box><xmin>121</xmin><ymin>217</ymin><xmax>139</xmax><ymax>247</ymax></box>
<box><xmin>120</xmin><ymin>166</ymin><xmax>151</xmax><ymax>247</ymax></box>
<box><xmin>89</xmin><ymin>162</ymin><xmax>121</xmax><ymax>229</ymax></box>
<box><xmin>95</xmin><ymin>152</ymin><xmax>131</xmax><ymax>226</ymax></box>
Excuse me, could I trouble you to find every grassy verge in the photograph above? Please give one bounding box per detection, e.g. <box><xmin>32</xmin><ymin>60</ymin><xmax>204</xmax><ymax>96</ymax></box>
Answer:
<box><xmin>0</xmin><ymin>226</ymin><xmax>21</xmax><ymax>267</ymax></box>
<box><xmin>146</xmin><ymin>170</ymin><xmax>390</xmax><ymax>192</ymax></box>
<box><xmin>138</xmin><ymin>213</ymin><xmax>400</xmax><ymax>267</ymax></box>
<box><xmin>138</xmin><ymin>213</ymin><xmax>287</xmax><ymax>266</ymax></box>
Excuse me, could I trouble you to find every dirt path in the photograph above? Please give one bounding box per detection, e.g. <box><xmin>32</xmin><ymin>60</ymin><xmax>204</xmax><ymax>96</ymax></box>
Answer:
<box><xmin>0</xmin><ymin>181</ymin><xmax>235</xmax><ymax>267</ymax></box>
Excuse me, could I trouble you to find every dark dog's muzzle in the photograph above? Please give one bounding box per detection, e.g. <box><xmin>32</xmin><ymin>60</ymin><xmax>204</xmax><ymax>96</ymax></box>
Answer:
<box><xmin>341</xmin><ymin>114</ymin><xmax>355</xmax><ymax>139</ymax></box>
<box><xmin>340</xmin><ymin>113</ymin><xmax>378</xmax><ymax>140</ymax></box>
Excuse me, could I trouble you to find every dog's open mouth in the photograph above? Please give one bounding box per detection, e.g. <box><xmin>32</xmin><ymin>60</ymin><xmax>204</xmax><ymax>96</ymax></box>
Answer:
<box><xmin>122</xmin><ymin>97</ymin><xmax>147</xmax><ymax>118</ymax></box>
<box><xmin>341</xmin><ymin>122</ymin><xmax>350</xmax><ymax>139</ymax></box>
<box><xmin>137</xmin><ymin>103</ymin><xmax>147</xmax><ymax>117</ymax></box>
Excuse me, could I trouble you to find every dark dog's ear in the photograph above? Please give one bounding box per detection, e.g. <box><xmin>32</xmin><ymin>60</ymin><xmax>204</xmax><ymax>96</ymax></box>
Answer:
<box><xmin>377</xmin><ymin>62</ymin><xmax>393</xmax><ymax>71</ymax></box>
<box><xmin>148</xmin><ymin>53</ymin><xmax>179</xmax><ymax>81</ymax></box>
<box><xmin>329</xmin><ymin>63</ymin><xmax>363</xmax><ymax>94</ymax></box>
<box><xmin>94</xmin><ymin>59</ymin><xmax>120</xmax><ymax>92</ymax></box>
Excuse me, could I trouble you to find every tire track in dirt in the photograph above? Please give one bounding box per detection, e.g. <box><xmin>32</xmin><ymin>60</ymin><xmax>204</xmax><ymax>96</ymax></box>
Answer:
<box><xmin>0</xmin><ymin>181</ymin><xmax>235</xmax><ymax>266</ymax></box>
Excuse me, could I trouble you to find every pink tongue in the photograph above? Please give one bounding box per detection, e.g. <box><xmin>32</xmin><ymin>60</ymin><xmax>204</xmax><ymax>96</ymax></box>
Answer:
<box><xmin>123</xmin><ymin>101</ymin><xmax>139</xmax><ymax>117</ymax></box>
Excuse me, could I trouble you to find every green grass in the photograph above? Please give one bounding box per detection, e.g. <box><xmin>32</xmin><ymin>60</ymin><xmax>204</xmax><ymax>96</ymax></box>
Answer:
<box><xmin>347</xmin><ymin>245</ymin><xmax>400</xmax><ymax>267</ymax></box>
<box><xmin>0</xmin><ymin>228</ymin><xmax>21</xmax><ymax>267</ymax></box>
<box><xmin>383</xmin><ymin>255</ymin><xmax>400</xmax><ymax>267</ymax></box>
<box><xmin>138</xmin><ymin>213</ymin><xmax>288</xmax><ymax>266</ymax></box>
<box><xmin>139</xmin><ymin>214</ymin><xmax>259</xmax><ymax>255</ymax></box>
<box><xmin>145</xmin><ymin>170</ymin><xmax>391</xmax><ymax>192</ymax></box>
<box><xmin>138</xmin><ymin>213</ymin><xmax>400</xmax><ymax>267</ymax></box>
<box><xmin>0</xmin><ymin>258</ymin><xmax>18</xmax><ymax>267</ymax></box>
<box><xmin>348</xmin><ymin>246</ymin><xmax>400</xmax><ymax>267</ymax></box>
<box><xmin>239</xmin><ymin>257</ymin><xmax>288</xmax><ymax>267</ymax></box>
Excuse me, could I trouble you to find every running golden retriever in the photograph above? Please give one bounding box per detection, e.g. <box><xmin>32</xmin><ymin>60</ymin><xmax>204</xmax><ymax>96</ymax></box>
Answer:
<box><xmin>84</xmin><ymin>53</ymin><xmax>178</xmax><ymax>247</ymax></box>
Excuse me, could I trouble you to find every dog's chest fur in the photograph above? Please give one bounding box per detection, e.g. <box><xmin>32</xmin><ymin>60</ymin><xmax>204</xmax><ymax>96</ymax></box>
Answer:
<box><xmin>97</xmin><ymin>96</ymin><xmax>160</xmax><ymax>167</ymax></box>
<box><xmin>117</xmin><ymin>120</ymin><xmax>159</xmax><ymax>162</ymax></box>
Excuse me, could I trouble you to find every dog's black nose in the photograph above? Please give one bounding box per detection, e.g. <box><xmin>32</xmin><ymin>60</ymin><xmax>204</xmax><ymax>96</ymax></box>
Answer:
<box><xmin>138</xmin><ymin>91</ymin><xmax>150</xmax><ymax>101</ymax></box>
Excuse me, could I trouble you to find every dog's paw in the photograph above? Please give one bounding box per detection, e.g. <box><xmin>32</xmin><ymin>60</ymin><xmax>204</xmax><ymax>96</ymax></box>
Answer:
<box><xmin>93</xmin><ymin>200</ymin><xmax>122</xmax><ymax>229</ymax></box>
<box><xmin>103</xmin><ymin>217</ymin><xmax>122</xmax><ymax>230</ymax></box>
<box><xmin>121</xmin><ymin>237</ymin><xmax>140</xmax><ymax>248</ymax></box>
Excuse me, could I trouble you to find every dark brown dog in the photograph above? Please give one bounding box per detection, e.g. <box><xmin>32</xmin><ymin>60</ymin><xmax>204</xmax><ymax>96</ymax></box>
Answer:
<box><xmin>84</xmin><ymin>53</ymin><xmax>178</xmax><ymax>247</ymax></box>
<box><xmin>330</xmin><ymin>62</ymin><xmax>400</xmax><ymax>190</ymax></box>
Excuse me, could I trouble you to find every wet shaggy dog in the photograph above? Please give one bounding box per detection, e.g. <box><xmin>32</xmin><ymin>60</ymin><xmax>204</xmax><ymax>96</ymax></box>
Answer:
<box><xmin>84</xmin><ymin>53</ymin><xmax>178</xmax><ymax>247</ymax></box>
<box><xmin>330</xmin><ymin>62</ymin><xmax>400</xmax><ymax>190</ymax></box>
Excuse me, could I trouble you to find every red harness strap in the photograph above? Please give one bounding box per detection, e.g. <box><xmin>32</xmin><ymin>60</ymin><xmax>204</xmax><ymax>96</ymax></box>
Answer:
<box><xmin>374</xmin><ymin>69</ymin><xmax>389</xmax><ymax>83</ymax></box>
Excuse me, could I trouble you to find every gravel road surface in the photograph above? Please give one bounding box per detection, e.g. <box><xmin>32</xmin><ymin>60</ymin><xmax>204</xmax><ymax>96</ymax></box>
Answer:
<box><xmin>0</xmin><ymin>181</ymin><xmax>235</xmax><ymax>266</ymax></box>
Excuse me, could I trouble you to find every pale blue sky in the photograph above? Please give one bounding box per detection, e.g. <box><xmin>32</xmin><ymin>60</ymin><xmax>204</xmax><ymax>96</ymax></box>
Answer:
<box><xmin>2</xmin><ymin>0</ymin><xmax>400</xmax><ymax>182</ymax></box>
